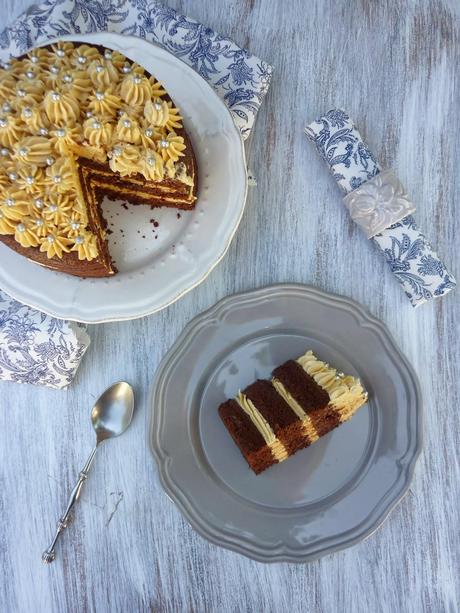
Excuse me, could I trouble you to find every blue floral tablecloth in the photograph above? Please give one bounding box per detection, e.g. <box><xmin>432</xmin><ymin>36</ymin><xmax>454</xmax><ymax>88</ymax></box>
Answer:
<box><xmin>0</xmin><ymin>0</ymin><xmax>272</xmax><ymax>388</ymax></box>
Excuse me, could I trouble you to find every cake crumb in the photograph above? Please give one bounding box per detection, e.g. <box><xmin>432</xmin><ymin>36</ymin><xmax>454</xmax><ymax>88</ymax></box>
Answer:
<box><xmin>177</xmin><ymin>213</ymin><xmax>181</xmax><ymax>219</ymax></box>
<box><xmin>121</xmin><ymin>203</ymin><xmax>128</xmax><ymax>210</ymax></box>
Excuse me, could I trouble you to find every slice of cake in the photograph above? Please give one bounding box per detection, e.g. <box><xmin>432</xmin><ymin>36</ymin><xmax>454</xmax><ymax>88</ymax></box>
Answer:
<box><xmin>218</xmin><ymin>350</ymin><xmax>368</xmax><ymax>474</ymax></box>
<box><xmin>0</xmin><ymin>42</ymin><xmax>197</xmax><ymax>277</ymax></box>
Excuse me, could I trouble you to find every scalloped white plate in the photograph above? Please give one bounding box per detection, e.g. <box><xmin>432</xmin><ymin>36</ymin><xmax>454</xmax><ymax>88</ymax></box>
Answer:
<box><xmin>150</xmin><ymin>284</ymin><xmax>422</xmax><ymax>563</ymax></box>
<box><xmin>0</xmin><ymin>33</ymin><xmax>247</xmax><ymax>322</ymax></box>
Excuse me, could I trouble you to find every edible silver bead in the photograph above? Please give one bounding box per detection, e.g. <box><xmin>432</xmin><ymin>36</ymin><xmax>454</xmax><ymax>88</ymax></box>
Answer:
<box><xmin>34</xmin><ymin>198</ymin><xmax>43</xmax><ymax>208</ymax></box>
<box><xmin>46</xmin><ymin>235</ymin><xmax>54</xmax><ymax>243</ymax></box>
<box><xmin>77</xmin><ymin>55</ymin><xmax>86</xmax><ymax>64</ymax></box>
<box><xmin>5</xmin><ymin>198</ymin><xmax>14</xmax><ymax>206</ymax></box>
<box><xmin>159</xmin><ymin>139</ymin><xmax>169</xmax><ymax>148</ymax></box>
<box><xmin>39</xmin><ymin>128</ymin><xmax>48</xmax><ymax>136</ymax></box>
<box><xmin>122</xmin><ymin>64</ymin><xmax>131</xmax><ymax>73</ymax></box>
<box><xmin>133</xmin><ymin>76</ymin><xmax>141</xmax><ymax>84</ymax></box>
<box><xmin>16</xmin><ymin>223</ymin><xmax>25</xmax><ymax>232</ymax></box>
<box><xmin>56</xmin><ymin>49</ymin><xmax>65</xmax><ymax>58</ymax></box>
<box><xmin>92</xmin><ymin>121</ymin><xmax>101</xmax><ymax>129</ymax></box>
<box><xmin>8</xmin><ymin>172</ymin><xmax>17</xmax><ymax>181</ymax></box>
<box><xmin>56</xmin><ymin>128</ymin><xmax>65</xmax><ymax>137</ymax></box>
<box><xmin>146</xmin><ymin>156</ymin><xmax>155</xmax><ymax>167</ymax></box>
<box><xmin>71</xmin><ymin>221</ymin><xmax>80</xmax><ymax>230</ymax></box>
<box><xmin>75</xmin><ymin>235</ymin><xmax>84</xmax><ymax>244</ymax></box>
<box><xmin>51</xmin><ymin>92</ymin><xmax>60</xmax><ymax>101</ymax></box>
<box><xmin>0</xmin><ymin>148</ymin><xmax>9</xmax><ymax>156</ymax></box>
<box><xmin>50</xmin><ymin>65</ymin><xmax>59</xmax><ymax>75</ymax></box>
<box><xmin>104</xmin><ymin>50</ymin><xmax>112</xmax><ymax>60</ymax></box>
<box><xmin>17</xmin><ymin>89</ymin><xmax>26</xmax><ymax>98</ymax></box>
<box><xmin>25</xmin><ymin>70</ymin><xmax>35</xmax><ymax>79</ymax></box>
<box><xmin>63</xmin><ymin>74</ymin><xmax>72</xmax><ymax>83</ymax></box>
<box><xmin>22</xmin><ymin>107</ymin><xmax>32</xmax><ymax>118</ymax></box>
<box><xmin>154</xmin><ymin>102</ymin><xmax>162</xmax><ymax>111</ymax></box>
<box><xmin>35</xmin><ymin>219</ymin><xmax>43</xmax><ymax>227</ymax></box>
<box><xmin>95</xmin><ymin>91</ymin><xmax>104</xmax><ymax>100</ymax></box>
<box><xmin>18</xmin><ymin>147</ymin><xmax>28</xmax><ymax>157</ymax></box>
<box><xmin>144</xmin><ymin>128</ymin><xmax>153</xmax><ymax>138</ymax></box>
<box><xmin>30</xmin><ymin>56</ymin><xmax>38</xmax><ymax>64</ymax></box>
<box><xmin>122</xmin><ymin>119</ymin><xmax>131</xmax><ymax>128</ymax></box>
<box><xmin>0</xmin><ymin>118</ymin><xmax>7</xmax><ymax>127</ymax></box>
<box><xmin>95</xmin><ymin>65</ymin><xmax>104</xmax><ymax>73</ymax></box>
<box><xmin>25</xmin><ymin>176</ymin><xmax>34</xmax><ymax>185</ymax></box>
<box><xmin>53</xmin><ymin>175</ymin><xmax>61</xmax><ymax>184</ymax></box>
<box><xmin>112</xmin><ymin>147</ymin><xmax>122</xmax><ymax>157</ymax></box>
<box><xmin>48</xmin><ymin>204</ymin><xmax>58</xmax><ymax>212</ymax></box>
<box><xmin>2</xmin><ymin>102</ymin><xmax>11</xmax><ymax>113</ymax></box>
<box><xmin>86</xmin><ymin>111</ymin><xmax>93</xmax><ymax>118</ymax></box>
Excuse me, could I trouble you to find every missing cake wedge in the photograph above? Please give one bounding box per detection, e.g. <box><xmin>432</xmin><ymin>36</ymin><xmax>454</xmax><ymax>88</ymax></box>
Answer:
<box><xmin>218</xmin><ymin>350</ymin><xmax>368</xmax><ymax>474</ymax></box>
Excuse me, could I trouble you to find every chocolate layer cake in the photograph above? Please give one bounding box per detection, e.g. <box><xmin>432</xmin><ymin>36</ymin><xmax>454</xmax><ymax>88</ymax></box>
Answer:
<box><xmin>0</xmin><ymin>42</ymin><xmax>197</xmax><ymax>278</ymax></box>
<box><xmin>219</xmin><ymin>350</ymin><xmax>368</xmax><ymax>474</ymax></box>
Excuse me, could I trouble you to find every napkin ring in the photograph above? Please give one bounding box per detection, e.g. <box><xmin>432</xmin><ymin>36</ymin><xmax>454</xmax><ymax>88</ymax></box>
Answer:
<box><xmin>342</xmin><ymin>169</ymin><xmax>416</xmax><ymax>239</ymax></box>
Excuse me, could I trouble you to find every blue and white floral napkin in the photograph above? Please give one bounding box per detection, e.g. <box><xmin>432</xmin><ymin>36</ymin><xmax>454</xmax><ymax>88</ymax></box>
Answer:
<box><xmin>0</xmin><ymin>0</ymin><xmax>272</xmax><ymax>388</ymax></box>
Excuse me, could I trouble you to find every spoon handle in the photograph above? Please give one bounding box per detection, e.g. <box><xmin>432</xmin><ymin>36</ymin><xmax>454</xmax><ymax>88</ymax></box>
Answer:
<box><xmin>42</xmin><ymin>445</ymin><xmax>98</xmax><ymax>564</ymax></box>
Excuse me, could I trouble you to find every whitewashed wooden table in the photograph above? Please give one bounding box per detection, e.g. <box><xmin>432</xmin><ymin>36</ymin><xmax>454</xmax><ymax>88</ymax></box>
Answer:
<box><xmin>1</xmin><ymin>1</ymin><xmax>459</xmax><ymax>611</ymax></box>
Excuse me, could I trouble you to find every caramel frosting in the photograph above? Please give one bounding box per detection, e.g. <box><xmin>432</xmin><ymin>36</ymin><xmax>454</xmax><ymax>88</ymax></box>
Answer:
<box><xmin>0</xmin><ymin>41</ymin><xmax>190</xmax><ymax>262</ymax></box>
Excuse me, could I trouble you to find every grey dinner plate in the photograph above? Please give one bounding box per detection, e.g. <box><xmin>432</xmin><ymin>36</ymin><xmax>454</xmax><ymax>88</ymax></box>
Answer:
<box><xmin>149</xmin><ymin>284</ymin><xmax>422</xmax><ymax>562</ymax></box>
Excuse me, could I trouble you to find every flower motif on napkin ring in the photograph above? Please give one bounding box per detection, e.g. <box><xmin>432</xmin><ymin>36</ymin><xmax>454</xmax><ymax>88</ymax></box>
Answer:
<box><xmin>343</xmin><ymin>169</ymin><xmax>416</xmax><ymax>238</ymax></box>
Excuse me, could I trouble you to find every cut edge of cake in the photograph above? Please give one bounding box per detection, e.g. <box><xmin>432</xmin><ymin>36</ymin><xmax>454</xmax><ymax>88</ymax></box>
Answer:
<box><xmin>218</xmin><ymin>350</ymin><xmax>368</xmax><ymax>474</ymax></box>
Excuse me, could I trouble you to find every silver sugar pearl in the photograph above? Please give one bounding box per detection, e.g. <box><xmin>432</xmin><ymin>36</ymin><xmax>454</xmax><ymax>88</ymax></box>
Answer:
<box><xmin>95</xmin><ymin>65</ymin><xmax>104</xmax><ymax>73</ymax></box>
<box><xmin>159</xmin><ymin>139</ymin><xmax>169</xmax><ymax>148</ymax></box>
<box><xmin>25</xmin><ymin>176</ymin><xmax>34</xmax><ymax>185</ymax></box>
<box><xmin>48</xmin><ymin>204</ymin><xmax>58</xmax><ymax>212</ymax></box>
<box><xmin>53</xmin><ymin>175</ymin><xmax>61</xmax><ymax>184</ymax></box>
<box><xmin>95</xmin><ymin>91</ymin><xmax>104</xmax><ymax>100</ymax></box>
<box><xmin>39</xmin><ymin>128</ymin><xmax>48</xmax><ymax>136</ymax></box>
<box><xmin>56</xmin><ymin>128</ymin><xmax>65</xmax><ymax>137</ymax></box>
<box><xmin>133</xmin><ymin>76</ymin><xmax>141</xmax><ymax>84</ymax></box>
<box><xmin>16</xmin><ymin>223</ymin><xmax>25</xmax><ymax>232</ymax></box>
<box><xmin>112</xmin><ymin>147</ymin><xmax>122</xmax><ymax>157</ymax></box>
<box><xmin>117</xmin><ymin>109</ymin><xmax>124</xmax><ymax>117</ymax></box>
<box><xmin>35</xmin><ymin>219</ymin><xmax>43</xmax><ymax>227</ymax></box>
<box><xmin>22</xmin><ymin>107</ymin><xmax>32</xmax><ymax>118</ymax></box>
<box><xmin>86</xmin><ymin>111</ymin><xmax>93</xmax><ymax>118</ymax></box>
<box><xmin>70</xmin><ymin>221</ymin><xmax>80</xmax><ymax>230</ymax></box>
<box><xmin>92</xmin><ymin>121</ymin><xmax>101</xmax><ymax>130</ymax></box>
<box><xmin>25</xmin><ymin>70</ymin><xmax>35</xmax><ymax>79</ymax></box>
<box><xmin>122</xmin><ymin>119</ymin><xmax>131</xmax><ymax>128</ymax></box>
<box><xmin>56</xmin><ymin>49</ymin><xmax>65</xmax><ymax>58</ymax></box>
<box><xmin>5</xmin><ymin>198</ymin><xmax>14</xmax><ymax>206</ymax></box>
<box><xmin>0</xmin><ymin>148</ymin><xmax>9</xmax><ymax>156</ymax></box>
<box><xmin>34</xmin><ymin>198</ymin><xmax>44</xmax><ymax>208</ymax></box>
<box><xmin>18</xmin><ymin>147</ymin><xmax>28</xmax><ymax>157</ymax></box>
<box><xmin>50</xmin><ymin>65</ymin><xmax>59</xmax><ymax>74</ymax></box>
<box><xmin>122</xmin><ymin>64</ymin><xmax>131</xmax><ymax>73</ymax></box>
<box><xmin>104</xmin><ymin>50</ymin><xmax>112</xmax><ymax>60</ymax></box>
<box><xmin>146</xmin><ymin>156</ymin><xmax>155</xmax><ymax>167</ymax></box>
<box><xmin>51</xmin><ymin>91</ymin><xmax>60</xmax><ymax>101</ymax></box>
<box><xmin>0</xmin><ymin>118</ymin><xmax>7</xmax><ymax>127</ymax></box>
<box><xmin>2</xmin><ymin>102</ymin><xmax>11</xmax><ymax>113</ymax></box>
<box><xmin>77</xmin><ymin>55</ymin><xmax>87</xmax><ymax>64</ymax></box>
<box><xmin>30</xmin><ymin>55</ymin><xmax>38</xmax><ymax>64</ymax></box>
<box><xmin>63</xmin><ymin>74</ymin><xmax>72</xmax><ymax>83</ymax></box>
<box><xmin>17</xmin><ymin>89</ymin><xmax>26</xmax><ymax>98</ymax></box>
<box><xmin>144</xmin><ymin>128</ymin><xmax>153</xmax><ymax>137</ymax></box>
<box><xmin>47</xmin><ymin>235</ymin><xmax>55</xmax><ymax>243</ymax></box>
<box><xmin>8</xmin><ymin>172</ymin><xmax>17</xmax><ymax>181</ymax></box>
<box><xmin>154</xmin><ymin>102</ymin><xmax>162</xmax><ymax>111</ymax></box>
<box><xmin>75</xmin><ymin>235</ymin><xmax>84</xmax><ymax>244</ymax></box>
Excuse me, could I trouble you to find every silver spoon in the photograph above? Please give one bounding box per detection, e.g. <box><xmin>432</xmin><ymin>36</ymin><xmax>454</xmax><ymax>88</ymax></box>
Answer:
<box><xmin>42</xmin><ymin>382</ymin><xmax>135</xmax><ymax>564</ymax></box>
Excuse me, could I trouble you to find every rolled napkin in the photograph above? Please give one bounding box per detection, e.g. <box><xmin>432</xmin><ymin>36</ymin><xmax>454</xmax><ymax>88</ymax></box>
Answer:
<box><xmin>0</xmin><ymin>0</ymin><xmax>272</xmax><ymax>388</ymax></box>
<box><xmin>305</xmin><ymin>109</ymin><xmax>456</xmax><ymax>307</ymax></box>
<box><xmin>0</xmin><ymin>291</ymin><xmax>90</xmax><ymax>389</ymax></box>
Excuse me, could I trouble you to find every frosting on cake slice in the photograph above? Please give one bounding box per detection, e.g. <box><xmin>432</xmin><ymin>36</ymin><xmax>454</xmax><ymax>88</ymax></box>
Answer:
<box><xmin>218</xmin><ymin>350</ymin><xmax>368</xmax><ymax>474</ymax></box>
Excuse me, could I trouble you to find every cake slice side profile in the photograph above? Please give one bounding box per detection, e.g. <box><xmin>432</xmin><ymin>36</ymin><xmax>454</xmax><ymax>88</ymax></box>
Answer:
<box><xmin>218</xmin><ymin>350</ymin><xmax>368</xmax><ymax>474</ymax></box>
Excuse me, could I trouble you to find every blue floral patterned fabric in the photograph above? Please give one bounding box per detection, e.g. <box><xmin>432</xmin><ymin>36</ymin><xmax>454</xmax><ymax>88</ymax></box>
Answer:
<box><xmin>0</xmin><ymin>0</ymin><xmax>273</xmax><ymax>139</ymax></box>
<box><xmin>306</xmin><ymin>109</ymin><xmax>456</xmax><ymax>307</ymax></box>
<box><xmin>0</xmin><ymin>0</ymin><xmax>272</xmax><ymax>388</ymax></box>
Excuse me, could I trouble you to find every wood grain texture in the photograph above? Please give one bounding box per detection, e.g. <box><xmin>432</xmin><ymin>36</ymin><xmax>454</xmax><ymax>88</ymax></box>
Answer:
<box><xmin>0</xmin><ymin>1</ymin><xmax>459</xmax><ymax>611</ymax></box>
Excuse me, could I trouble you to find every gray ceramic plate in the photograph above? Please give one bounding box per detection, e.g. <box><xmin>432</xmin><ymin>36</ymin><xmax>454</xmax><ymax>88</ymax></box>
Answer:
<box><xmin>149</xmin><ymin>284</ymin><xmax>422</xmax><ymax>562</ymax></box>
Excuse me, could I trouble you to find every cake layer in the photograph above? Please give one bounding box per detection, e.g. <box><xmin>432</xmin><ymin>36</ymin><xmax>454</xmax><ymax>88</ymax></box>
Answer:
<box><xmin>218</xmin><ymin>350</ymin><xmax>368</xmax><ymax>474</ymax></box>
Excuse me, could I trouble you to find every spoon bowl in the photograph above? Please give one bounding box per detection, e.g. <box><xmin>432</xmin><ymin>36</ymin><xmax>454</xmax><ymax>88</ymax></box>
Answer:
<box><xmin>91</xmin><ymin>381</ymin><xmax>135</xmax><ymax>443</ymax></box>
